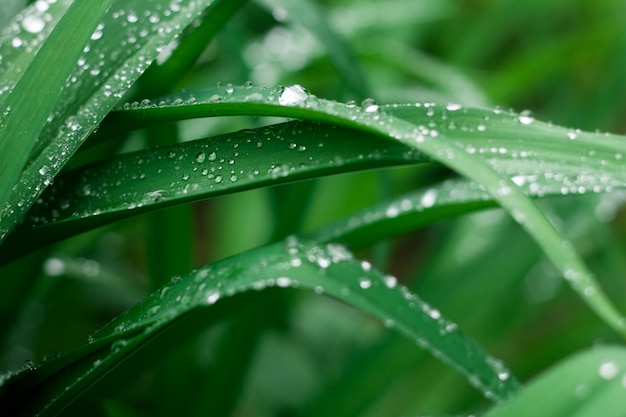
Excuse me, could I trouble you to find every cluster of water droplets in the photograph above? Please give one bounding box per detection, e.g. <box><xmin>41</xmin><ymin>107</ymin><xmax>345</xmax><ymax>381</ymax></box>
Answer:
<box><xmin>1</xmin><ymin>0</ymin><xmax>224</xmax><ymax>240</ymax></box>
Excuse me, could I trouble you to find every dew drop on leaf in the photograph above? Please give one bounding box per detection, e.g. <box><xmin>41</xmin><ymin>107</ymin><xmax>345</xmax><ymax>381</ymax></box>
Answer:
<box><xmin>111</xmin><ymin>339</ymin><xmax>128</xmax><ymax>353</ymax></box>
<box><xmin>420</xmin><ymin>189</ymin><xmax>437</xmax><ymax>208</ymax></box>
<box><xmin>195</xmin><ymin>152</ymin><xmax>206</xmax><ymax>163</ymax></box>
<box><xmin>384</xmin><ymin>275</ymin><xmax>397</xmax><ymax>289</ymax></box>
<box><xmin>359</xmin><ymin>278</ymin><xmax>372</xmax><ymax>289</ymax></box>
<box><xmin>518</xmin><ymin>111</ymin><xmax>534</xmax><ymax>125</ymax></box>
<box><xmin>22</xmin><ymin>15</ymin><xmax>45</xmax><ymax>33</ymax></box>
<box><xmin>279</xmin><ymin>84</ymin><xmax>308</xmax><ymax>106</ymax></box>
<box><xmin>206</xmin><ymin>291</ymin><xmax>220</xmax><ymax>305</ymax></box>
<box><xmin>599</xmin><ymin>361</ymin><xmax>619</xmax><ymax>380</ymax></box>
<box><xmin>276</xmin><ymin>277</ymin><xmax>292</xmax><ymax>287</ymax></box>
<box><xmin>361</xmin><ymin>98</ymin><xmax>379</xmax><ymax>113</ymax></box>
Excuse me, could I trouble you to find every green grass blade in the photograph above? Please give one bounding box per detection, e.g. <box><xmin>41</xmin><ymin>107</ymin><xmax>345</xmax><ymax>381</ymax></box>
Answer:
<box><xmin>0</xmin><ymin>120</ymin><xmax>424</xmax><ymax>263</ymax></box>
<box><xmin>484</xmin><ymin>346</ymin><xmax>626</xmax><ymax>417</ymax></box>
<box><xmin>5</xmin><ymin>84</ymin><xmax>626</xmax><ymax>336</ymax></box>
<box><xmin>0</xmin><ymin>0</ymin><xmax>113</xmax><ymax>226</ymax></box>
<box><xmin>0</xmin><ymin>0</ymin><xmax>226</xmax><ymax>243</ymax></box>
<box><xmin>0</xmin><ymin>237</ymin><xmax>520</xmax><ymax>415</ymax></box>
<box><xmin>0</xmin><ymin>1</ymin><xmax>70</xmax><ymax>94</ymax></box>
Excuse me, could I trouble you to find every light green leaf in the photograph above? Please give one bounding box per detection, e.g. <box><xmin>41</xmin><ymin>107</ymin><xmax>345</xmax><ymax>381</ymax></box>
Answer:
<box><xmin>485</xmin><ymin>346</ymin><xmax>626</xmax><ymax>417</ymax></box>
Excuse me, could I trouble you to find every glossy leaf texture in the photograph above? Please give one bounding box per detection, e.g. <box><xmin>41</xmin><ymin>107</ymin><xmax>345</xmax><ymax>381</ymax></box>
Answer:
<box><xmin>0</xmin><ymin>237</ymin><xmax>520</xmax><ymax>416</ymax></box>
<box><xmin>7</xmin><ymin>84</ymin><xmax>626</xmax><ymax>336</ymax></box>
<box><xmin>0</xmin><ymin>0</ymin><xmax>231</xmax><ymax>242</ymax></box>
<box><xmin>0</xmin><ymin>0</ymin><xmax>111</xmax><ymax>223</ymax></box>
<box><xmin>0</xmin><ymin>119</ymin><xmax>426</xmax><ymax>263</ymax></box>
<box><xmin>484</xmin><ymin>346</ymin><xmax>626</xmax><ymax>417</ymax></box>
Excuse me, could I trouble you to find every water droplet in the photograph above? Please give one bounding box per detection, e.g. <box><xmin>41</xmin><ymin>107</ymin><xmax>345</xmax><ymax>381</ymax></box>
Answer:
<box><xmin>208</xmin><ymin>151</ymin><xmax>217</xmax><ymax>161</ymax></box>
<box><xmin>22</xmin><ymin>15</ymin><xmax>45</xmax><ymax>33</ymax></box>
<box><xmin>518</xmin><ymin>111</ymin><xmax>534</xmax><ymax>125</ymax></box>
<box><xmin>317</xmin><ymin>257</ymin><xmax>331</xmax><ymax>269</ymax></box>
<box><xmin>39</xmin><ymin>165</ymin><xmax>50</xmax><ymax>176</ymax></box>
<box><xmin>359</xmin><ymin>278</ymin><xmax>372</xmax><ymax>289</ymax></box>
<box><xmin>361</xmin><ymin>98</ymin><xmax>379</xmax><ymax>113</ymax></box>
<box><xmin>225</xmin><ymin>83</ymin><xmax>234</xmax><ymax>94</ymax></box>
<box><xmin>446</xmin><ymin>103</ymin><xmax>462</xmax><ymax>111</ymax></box>
<box><xmin>276</xmin><ymin>277</ymin><xmax>292</xmax><ymax>287</ymax></box>
<box><xmin>599</xmin><ymin>361</ymin><xmax>618</xmax><ymax>380</ymax></box>
<box><xmin>385</xmin><ymin>206</ymin><xmax>399</xmax><ymax>218</ymax></box>
<box><xmin>195</xmin><ymin>152</ymin><xmax>206</xmax><ymax>163</ymax></box>
<box><xmin>43</xmin><ymin>257</ymin><xmax>65</xmax><ymax>276</ymax></box>
<box><xmin>22</xmin><ymin>360</ymin><xmax>36</xmax><ymax>371</ymax></box>
<box><xmin>384</xmin><ymin>275</ymin><xmax>397</xmax><ymax>289</ymax></box>
<box><xmin>420</xmin><ymin>189</ymin><xmax>437</xmax><ymax>208</ymax></box>
<box><xmin>111</xmin><ymin>339</ymin><xmax>128</xmax><ymax>353</ymax></box>
<box><xmin>206</xmin><ymin>291</ymin><xmax>220</xmax><ymax>305</ymax></box>
<box><xmin>279</xmin><ymin>84</ymin><xmax>308</xmax><ymax>106</ymax></box>
<box><xmin>244</xmin><ymin>80</ymin><xmax>253</xmax><ymax>89</ymax></box>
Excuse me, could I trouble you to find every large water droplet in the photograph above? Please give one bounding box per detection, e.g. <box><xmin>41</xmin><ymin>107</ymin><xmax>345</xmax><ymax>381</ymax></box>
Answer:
<box><xmin>206</xmin><ymin>291</ymin><xmax>220</xmax><ymax>305</ymax></box>
<box><xmin>599</xmin><ymin>361</ymin><xmax>618</xmax><ymax>380</ymax></box>
<box><xmin>195</xmin><ymin>152</ymin><xmax>206</xmax><ymax>163</ymax></box>
<box><xmin>420</xmin><ymin>189</ymin><xmax>437</xmax><ymax>208</ymax></box>
<box><xmin>22</xmin><ymin>15</ymin><xmax>45</xmax><ymax>33</ymax></box>
<box><xmin>518</xmin><ymin>111</ymin><xmax>534</xmax><ymax>125</ymax></box>
<box><xmin>361</xmin><ymin>98</ymin><xmax>379</xmax><ymax>113</ymax></box>
<box><xmin>279</xmin><ymin>84</ymin><xmax>308</xmax><ymax>106</ymax></box>
<box><xmin>276</xmin><ymin>277</ymin><xmax>292</xmax><ymax>287</ymax></box>
<box><xmin>359</xmin><ymin>278</ymin><xmax>372</xmax><ymax>289</ymax></box>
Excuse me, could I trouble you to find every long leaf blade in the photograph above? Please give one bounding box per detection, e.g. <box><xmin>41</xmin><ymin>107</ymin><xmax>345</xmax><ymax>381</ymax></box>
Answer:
<box><xmin>0</xmin><ymin>237</ymin><xmax>520</xmax><ymax>416</ymax></box>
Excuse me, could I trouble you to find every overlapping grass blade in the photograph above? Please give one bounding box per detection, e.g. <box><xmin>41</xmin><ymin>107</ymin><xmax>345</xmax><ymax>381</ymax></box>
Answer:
<box><xmin>5</xmin><ymin>84</ymin><xmax>625</xmax><ymax>336</ymax></box>
<box><xmin>484</xmin><ymin>346</ymin><xmax>626</xmax><ymax>417</ymax></box>
<box><xmin>304</xmin><ymin>212</ymin><xmax>544</xmax><ymax>416</ymax></box>
<box><xmin>0</xmin><ymin>237</ymin><xmax>520</xmax><ymax>416</ymax></box>
<box><xmin>0</xmin><ymin>0</ymin><xmax>112</xmax><ymax>227</ymax></box>
<box><xmin>0</xmin><ymin>0</ymin><xmax>229</xmax><ymax>243</ymax></box>
<box><xmin>0</xmin><ymin>120</ymin><xmax>425</xmax><ymax>264</ymax></box>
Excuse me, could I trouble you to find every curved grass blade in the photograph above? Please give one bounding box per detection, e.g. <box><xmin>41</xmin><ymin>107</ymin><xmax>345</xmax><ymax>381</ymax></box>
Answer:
<box><xmin>484</xmin><ymin>346</ymin><xmax>626</xmax><ymax>417</ymax></box>
<box><xmin>0</xmin><ymin>120</ymin><xmax>425</xmax><ymax>264</ymax></box>
<box><xmin>105</xmin><ymin>85</ymin><xmax>626</xmax><ymax>336</ymax></box>
<box><xmin>0</xmin><ymin>237</ymin><xmax>520</xmax><ymax>416</ymax></box>
<box><xmin>0</xmin><ymin>0</ymin><xmax>113</xmax><ymax>222</ymax></box>
<box><xmin>7</xmin><ymin>109</ymin><xmax>625</xmax><ymax>264</ymax></box>
<box><xmin>0</xmin><ymin>0</ymin><xmax>228</xmax><ymax>243</ymax></box>
<box><xmin>10</xmin><ymin>84</ymin><xmax>626</xmax><ymax>336</ymax></box>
